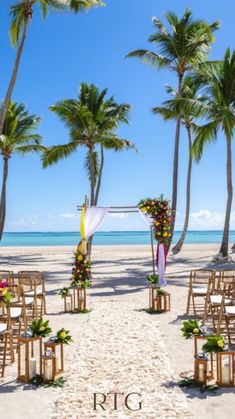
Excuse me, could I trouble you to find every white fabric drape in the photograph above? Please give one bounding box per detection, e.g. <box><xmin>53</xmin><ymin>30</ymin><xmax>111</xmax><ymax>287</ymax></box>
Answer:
<box><xmin>158</xmin><ymin>244</ymin><xmax>167</xmax><ymax>286</ymax></box>
<box><xmin>138</xmin><ymin>208</ymin><xmax>153</xmax><ymax>226</ymax></box>
<box><xmin>84</xmin><ymin>207</ymin><xmax>109</xmax><ymax>239</ymax></box>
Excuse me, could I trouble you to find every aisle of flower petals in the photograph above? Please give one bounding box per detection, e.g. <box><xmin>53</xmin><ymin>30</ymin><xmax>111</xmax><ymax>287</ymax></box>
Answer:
<box><xmin>52</xmin><ymin>293</ymin><xmax>193</xmax><ymax>419</ymax></box>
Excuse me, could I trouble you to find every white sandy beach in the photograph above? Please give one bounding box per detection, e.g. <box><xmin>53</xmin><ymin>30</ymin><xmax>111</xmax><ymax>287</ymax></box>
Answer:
<box><xmin>0</xmin><ymin>243</ymin><xmax>235</xmax><ymax>419</ymax></box>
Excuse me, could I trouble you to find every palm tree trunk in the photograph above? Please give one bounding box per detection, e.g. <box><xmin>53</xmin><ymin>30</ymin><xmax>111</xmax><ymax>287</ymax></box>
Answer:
<box><xmin>172</xmin><ymin>125</ymin><xmax>192</xmax><ymax>254</ymax></box>
<box><xmin>167</xmin><ymin>73</ymin><xmax>183</xmax><ymax>251</ymax></box>
<box><xmin>94</xmin><ymin>144</ymin><xmax>104</xmax><ymax>205</ymax></box>
<box><xmin>0</xmin><ymin>158</ymin><xmax>9</xmax><ymax>241</ymax></box>
<box><xmin>0</xmin><ymin>19</ymin><xmax>29</xmax><ymax>136</ymax></box>
<box><xmin>219</xmin><ymin>134</ymin><xmax>233</xmax><ymax>258</ymax></box>
<box><xmin>87</xmin><ymin>145</ymin><xmax>96</xmax><ymax>256</ymax></box>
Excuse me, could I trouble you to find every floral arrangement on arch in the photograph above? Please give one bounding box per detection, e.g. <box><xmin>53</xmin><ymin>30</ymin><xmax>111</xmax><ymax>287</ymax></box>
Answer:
<box><xmin>138</xmin><ymin>196</ymin><xmax>172</xmax><ymax>244</ymax></box>
<box><xmin>71</xmin><ymin>249</ymin><xmax>91</xmax><ymax>288</ymax></box>
<box><xmin>0</xmin><ymin>281</ymin><xmax>13</xmax><ymax>305</ymax></box>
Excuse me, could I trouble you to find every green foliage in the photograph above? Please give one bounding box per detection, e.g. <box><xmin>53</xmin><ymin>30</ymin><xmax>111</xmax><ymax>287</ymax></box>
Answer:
<box><xmin>58</xmin><ymin>287</ymin><xmax>71</xmax><ymax>298</ymax></box>
<box><xmin>30</xmin><ymin>374</ymin><xmax>66</xmax><ymax>388</ymax></box>
<box><xmin>181</xmin><ymin>319</ymin><xmax>202</xmax><ymax>338</ymax></box>
<box><xmin>42</xmin><ymin>83</ymin><xmax>135</xmax><ymax>205</ymax></box>
<box><xmin>156</xmin><ymin>288</ymin><xmax>165</xmax><ymax>296</ymax></box>
<box><xmin>191</xmin><ymin>48</ymin><xmax>235</xmax><ymax>161</ymax></box>
<box><xmin>146</xmin><ymin>274</ymin><xmax>159</xmax><ymax>285</ymax></box>
<box><xmin>29</xmin><ymin>318</ymin><xmax>52</xmax><ymax>338</ymax></box>
<box><xmin>127</xmin><ymin>8</ymin><xmax>219</xmax><ymax>75</ymax></box>
<box><xmin>179</xmin><ymin>376</ymin><xmax>218</xmax><ymax>393</ymax></box>
<box><xmin>9</xmin><ymin>0</ymin><xmax>105</xmax><ymax>47</ymax></box>
<box><xmin>0</xmin><ymin>102</ymin><xmax>42</xmax><ymax>159</ymax></box>
<box><xmin>54</xmin><ymin>328</ymin><xmax>73</xmax><ymax>345</ymax></box>
<box><xmin>202</xmin><ymin>335</ymin><xmax>225</xmax><ymax>352</ymax></box>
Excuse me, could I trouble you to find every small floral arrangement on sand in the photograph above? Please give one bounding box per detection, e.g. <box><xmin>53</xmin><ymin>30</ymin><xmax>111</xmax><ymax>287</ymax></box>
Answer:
<box><xmin>146</xmin><ymin>274</ymin><xmax>159</xmax><ymax>285</ymax></box>
<box><xmin>0</xmin><ymin>281</ymin><xmax>13</xmax><ymax>305</ymax></box>
<box><xmin>58</xmin><ymin>287</ymin><xmax>71</xmax><ymax>298</ymax></box>
<box><xmin>54</xmin><ymin>328</ymin><xmax>72</xmax><ymax>345</ymax></box>
<box><xmin>138</xmin><ymin>196</ymin><xmax>172</xmax><ymax>244</ymax></box>
<box><xmin>181</xmin><ymin>320</ymin><xmax>203</xmax><ymax>339</ymax></box>
<box><xmin>29</xmin><ymin>318</ymin><xmax>52</xmax><ymax>338</ymax></box>
<box><xmin>202</xmin><ymin>335</ymin><xmax>225</xmax><ymax>352</ymax></box>
<box><xmin>156</xmin><ymin>288</ymin><xmax>166</xmax><ymax>297</ymax></box>
<box><xmin>71</xmin><ymin>250</ymin><xmax>91</xmax><ymax>288</ymax></box>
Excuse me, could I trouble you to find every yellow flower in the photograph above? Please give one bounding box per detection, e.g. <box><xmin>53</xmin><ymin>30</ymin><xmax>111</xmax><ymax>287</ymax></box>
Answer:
<box><xmin>217</xmin><ymin>339</ymin><xmax>224</xmax><ymax>348</ymax></box>
<box><xmin>39</xmin><ymin>326</ymin><xmax>45</xmax><ymax>332</ymax></box>
<box><xmin>163</xmin><ymin>232</ymin><xmax>167</xmax><ymax>237</ymax></box>
<box><xmin>2</xmin><ymin>288</ymin><xmax>7</xmax><ymax>296</ymax></box>
<box><xmin>78</xmin><ymin>255</ymin><xmax>83</xmax><ymax>261</ymax></box>
<box><xmin>59</xmin><ymin>331</ymin><xmax>66</xmax><ymax>339</ymax></box>
<box><xmin>156</xmin><ymin>221</ymin><xmax>160</xmax><ymax>226</ymax></box>
<box><xmin>193</xmin><ymin>328</ymin><xmax>199</xmax><ymax>334</ymax></box>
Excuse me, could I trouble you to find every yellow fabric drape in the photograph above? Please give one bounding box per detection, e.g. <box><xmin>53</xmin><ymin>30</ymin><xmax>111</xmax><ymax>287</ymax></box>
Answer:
<box><xmin>78</xmin><ymin>207</ymin><xmax>86</xmax><ymax>254</ymax></box>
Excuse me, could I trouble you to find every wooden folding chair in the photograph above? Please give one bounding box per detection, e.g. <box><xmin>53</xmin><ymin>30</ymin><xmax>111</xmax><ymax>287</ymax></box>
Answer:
<box><xmin>0</xmin><ymin>303</ymin><xmax>15</xmax><ymax>377</ymax></box>
<box><xmin>186</xmin><ymin>269</ymin><xmax>215</xmax><ymax>317</ymax></box>
<box><xmin>205</xmin><ymin>275</ymin><xmax>235</xmax><ymax>334</ymax></box>
<box><xmin>19</xmin><ymin>271</ymin><xmax>46</xmax><ymax>316</ymax></box>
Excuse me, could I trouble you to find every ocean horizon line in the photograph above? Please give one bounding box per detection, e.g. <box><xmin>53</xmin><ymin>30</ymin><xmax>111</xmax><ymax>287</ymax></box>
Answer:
<box><xmin>3</xmin><ymin>229</ymin><xmax>235</xmax><ymax>234</ymax></box>
<box><xmin>1</xmin><ymin>230</ymin><xmax>235</xmax><ymax>247</ymax></box>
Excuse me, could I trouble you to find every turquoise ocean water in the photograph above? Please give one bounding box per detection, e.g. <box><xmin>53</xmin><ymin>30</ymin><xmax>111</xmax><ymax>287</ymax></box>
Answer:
<box><xmin>0</xmin><ymin>231</ymin><xmax>235</xmax><ymax>247</ymax></box>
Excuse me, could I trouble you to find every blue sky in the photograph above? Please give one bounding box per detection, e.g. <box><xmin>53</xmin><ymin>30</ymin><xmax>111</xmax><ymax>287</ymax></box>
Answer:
<box><xmin>0</xmin><ymin>0</ymin><xmax>234</xmax><ymax>232</ymax></box>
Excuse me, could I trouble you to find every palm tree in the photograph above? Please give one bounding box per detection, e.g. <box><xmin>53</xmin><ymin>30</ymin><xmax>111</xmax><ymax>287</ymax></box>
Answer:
<box><xmin>190</xmin><ymin>49</ymin><xmax>235</xmax><ymax>258</ymax></box>
<box><xmin>42</xmin><ymin>83</ymin><xmax>136</xmax><ymax>254</ymax></box>
<box><xmin>0</xmin><ymin>0</ymin><xmax>104</xmax><ymax>138</ymax></box>
<box><xmin>42</xmin><ymin>82</ymin><xmax>136</xmax><ymax>205</ymax></box>
<box><xmin>127</xmin><ymin>8</ymin><xmax>219</xmax><ymax>250</ymax></box>
<box><xmin>0</xmin><ymin>102</ymin><xmax>43</xmax><ymax>240</ymax></box>
<box><xmin>153</xmin><ymin>77</ymin><xmax>206</xmax><ymax>253</ymax></box>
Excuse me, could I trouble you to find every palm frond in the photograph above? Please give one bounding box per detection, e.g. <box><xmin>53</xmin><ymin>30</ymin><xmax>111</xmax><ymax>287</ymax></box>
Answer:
<box><xmin>99</xmin><ymin>136</ymin><xmax>137</xmax><ymax>152</ymax></box>
<box><xmin>152</xmin><ymin>16</ymin><xmax>168</xmax><ymax>35</ymax></box>
<box><xmin>192</xmin><ymin>120</ymin><xmax>219</xmax><ymax>161</ymax></box>
<box><xmin>126</xmin><ymin>49</ymin><xmax>171</xmax><ymax>69</ymax></box>
<box><xmin>42</xmin><ymin>142</ymin><xmax>78</xmax><ymax>168</ymax></box>
<box><xmin>15</xmin><ymin>144</ymin><xmax>45</xmax><ymax>155</ymax></box>
<box><xmin>70</xmin><ymin>0</ymin><xmax>105</xmax><ymax>13</ymax></box>
<box><xmin>0</xmin><ymin>101</ymin><xmax>42</xmax><ymax>156</ymax></box>
<box><xmin>9</xmin><ymin>3</ymin><xmax>25</xmax><ymax>46</ymax></box>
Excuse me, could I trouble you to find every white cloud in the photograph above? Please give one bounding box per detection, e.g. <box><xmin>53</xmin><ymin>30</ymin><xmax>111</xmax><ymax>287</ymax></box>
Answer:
<box><xmin>6</xmin><ymin>214</ymin><xmax>38</xmax><ymax>228</ymax></box>
<box><xmin>60</xmin><ymin>213</ymin><xmax>76</xmax><ymax>219</ymax></box>
<box><xmin>108</xmin><ymin>213</ymin><xmax>129</xmax><ymax>219</ymax></box>
<box><xmin>188</xmin><ymin>209</ymin><xmax>235</xmax><ymax>229</ymax></box>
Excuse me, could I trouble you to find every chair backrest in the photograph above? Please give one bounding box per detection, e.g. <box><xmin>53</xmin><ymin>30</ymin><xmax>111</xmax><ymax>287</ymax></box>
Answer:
<box><xmin>8</xmin><ymin>284</ymin><xmax>21</xmax><ymax>304</ymax></box>
<box><xmin>220</xmin><ymin>270</ymin><xmax>235</xmax><ymax>278</ymax></box>
<box><xmin>0</xmin><ymin>270</ymin><xmax>14</xmax><ymax>285</ymax></box>
<box><xmin>19</xmin><ymin>276</ymin><xmax>37</xmax><ymax>294</ymax></box>
<box><xmin>218</xmin><ymin>275</ymin><xmax>235</xmax><ymax>297</ymax></box>
<box><xmin>18</xmin><ymin>271</ymin><xmax>44</xmax><ymax>289</ymax></box>
<box><xmin>190</xmin><ymin>269</ymin><xmax>215</xmax><ymax>285</ymax></box>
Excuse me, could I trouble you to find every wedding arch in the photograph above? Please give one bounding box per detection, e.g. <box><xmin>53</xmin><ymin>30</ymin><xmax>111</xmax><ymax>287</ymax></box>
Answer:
<box><xmin>77</xmin><ymin>196</ymin><xmax>173</xmax><ymax>286</ymax></box>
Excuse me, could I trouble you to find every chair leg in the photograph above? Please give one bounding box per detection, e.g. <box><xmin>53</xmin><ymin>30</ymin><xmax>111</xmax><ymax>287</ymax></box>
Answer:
<box><xmin>186</xmin><ymin>291</ymin><xmax>192</xmax><ymax>314</ymax></box>
<box><xmin>217</xmin><ymin>309</ymin><xmax>223</xmax><ymax>335</ymax></box>
<box><xmin>43</xmin><ymin>294</ymin><xmax>46</xmax><ymax>315</ymax></box>
<box><xmin>8</xmin><ymin>332</ymin><xmax>14</xmax><ymax>363</ymax></box>
<box><xmin>1</xmin><ymin>333</ymin><xmax>8</xmax><ymax>378</ymax></box>
<box><xmin>225</xmin><ymin>316</ymin><xmax>231</xmax><ymax>345</ymax></box>
<box><xmin>192</xmin><ymin>295</ymin><xmax>197</xmax><ymax>318</ymax></box>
